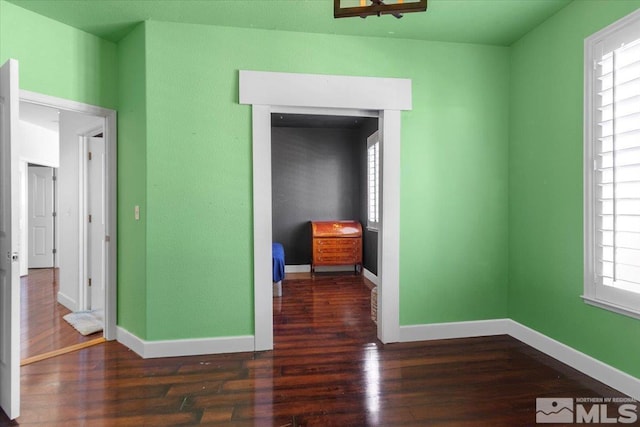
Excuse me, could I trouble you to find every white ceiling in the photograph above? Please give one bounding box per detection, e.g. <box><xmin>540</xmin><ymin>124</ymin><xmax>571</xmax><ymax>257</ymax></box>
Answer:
<box><xmin>19</xmin><ymin>102</ymin><xmax>60</xmax><ymax>133</ymax></box>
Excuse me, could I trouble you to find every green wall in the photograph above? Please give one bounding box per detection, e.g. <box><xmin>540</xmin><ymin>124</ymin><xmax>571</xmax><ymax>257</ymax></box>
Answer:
<box><xmin>116</xmin><ymin>22</ymin><xmax>147</xmax><ymax>338</ymax></box>
<box><xmin>0</xmin><ymin>0</ymin><xmax>149</xmax><ymax>336</ymax></box>
<box><xmin>509</xmin><ymin>0</ymin><xmax>640</xmax><ymax>377</ymax></box>
<box><xmin>0</xmin><ymin>0</ymin><xmax>117</xmax><ymax>109</ymax></box>
<box><xmin>142</xmin><ymin>21</ymin><xmax>510</xmax><ymax>340</ymax></box>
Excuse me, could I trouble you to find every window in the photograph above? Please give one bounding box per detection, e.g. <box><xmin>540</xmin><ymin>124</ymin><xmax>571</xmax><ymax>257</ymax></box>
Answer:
<box><xmin>367</xmin><ymin>131</ymin><xmax>380</xmax><ymax>230</ymax></box>
<box><xmin>584</xmin><ymin>9</ymin><xmax>640</xmax><ymax>318</ymax></box>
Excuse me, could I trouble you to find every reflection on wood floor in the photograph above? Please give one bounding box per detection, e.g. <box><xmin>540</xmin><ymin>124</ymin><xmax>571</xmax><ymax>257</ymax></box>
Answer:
<box><xmin>21</xmin><ymin>268</ymin><xmax>101</xmax><ymax>360</ymax></box>
<box><xmin>1</xmin><ymin>272</ymin><xmax>629</xmax><ymax>425</ymax></box>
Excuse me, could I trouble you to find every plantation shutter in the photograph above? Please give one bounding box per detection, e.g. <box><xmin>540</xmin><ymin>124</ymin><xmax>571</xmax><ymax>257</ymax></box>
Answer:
<box><xmin>367</xmin><ymin>132</ymin><xmax>380</xmax><ymax>228</ymax></box>
<box><xmin>595</xmin><ymin>32</ymin><xmax>640</xmax><ymax>294</ymax></box>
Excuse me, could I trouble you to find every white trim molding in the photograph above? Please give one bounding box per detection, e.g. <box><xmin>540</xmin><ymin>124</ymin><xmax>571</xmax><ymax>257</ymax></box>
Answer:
<box><xmin>399</xmin><ymin>319</ymin><xmax>510</xmax><ymax>342</ymax></box>
<box><xmin>507</xmin><ymin>321</ymin><xmax>640</xmax><ymax>401</ymax></box>
<box><xmin>377</xmin><ymin>109</ymin><xmax>401</xmax><ymax>343</ymax></box>
<box><xmin>400</xmin><ymin>319</ymin><xmax>640</xmax><ymax>400</ymax></box>
<box><xmin>284</xmin><ymin>265</ymin><xmax>371</xmax><ymax>275</ymax></box>
<box><xmin>583</xmin><ymin>8</ymin><xmax>640</xmax><ymax>319</ymax></box>
<box><xmin>239</xmin><ymin>70</ymin><xmax>412</xmax><ymax>111</ymax></box>
<box><xmin>116</xmin><ymin>327</ymin><xmax>254</xmax><ymax>359</ymax></box>
<box><xmin>363</xmin><ymin>268</ymin><xmax>378</xmax><ymax>286</ymax></box>
<box><xmin>240</xmin><ymin>70</ymin><xmax>411</xmax><ymax>350</ymax></box>
<box><xmin>56</xmin><ymin>291</ymin><xmax>76</xmax><ymax>312</ymax></box>
<box><xmin>582</xmin><ymin>295</ymin><xmax>640</xmax><ymax>321</ymax></box>
<box><xmin>115</xmin><ymin>315</ymin><xmax>640</xmax><ymax>399</ymax></box>
<box><xmin>284</xmin><ymin>265</ymin><xmax>357</xmax><ymax>274</ymax></box>
<box><xmin>251</xmin><ymin>104</ymin><xmax>273</xmax><ymax>351</ymax></box>
<box><xmin>284</xmin><ymin>265</ymin><xmax>311</xmax><ymax>273</ymax></box>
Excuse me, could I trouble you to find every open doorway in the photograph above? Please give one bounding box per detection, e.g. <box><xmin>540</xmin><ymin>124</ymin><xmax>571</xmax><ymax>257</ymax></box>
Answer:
<box><xmin>1</xmin><ymin>59</ymin><xmax>117</xmax><ymax>420</ymax></box>
<box><xmin>17</xmin><ymin>97</ymin><xmax>114</xmax><ymax>363</ymax></box>
<box><xmin>242</xmin><ymin>70</ymin><xmax>410</xmax><ymax>351</ymax></box>
<box><xmin>270</xmin><ymin>113</ymin><xmax>380</xmax><ymax>339</ymax></box>
<box><xmin>270</xmin><ymin>112</ymin><xmax>381</xmax><ymax>344</ymax></box>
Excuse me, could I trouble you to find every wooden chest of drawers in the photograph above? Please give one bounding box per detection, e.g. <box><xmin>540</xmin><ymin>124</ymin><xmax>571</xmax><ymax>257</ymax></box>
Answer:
<box><xmin>311</xmin><ymin>221</ymin><xmax>362</xmax><ymax>274</ymax></box>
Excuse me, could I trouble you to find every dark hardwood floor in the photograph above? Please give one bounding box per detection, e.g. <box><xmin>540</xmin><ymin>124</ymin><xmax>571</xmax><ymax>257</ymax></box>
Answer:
<box><xmin>21</xmin><ymin>268</ymin><xmax>101</xmax><ymax>360</ymax></box>
<box><xmin>1</xmin><ymin>272</ymin><xmax>633</xmax><ymax>425</ymax></box>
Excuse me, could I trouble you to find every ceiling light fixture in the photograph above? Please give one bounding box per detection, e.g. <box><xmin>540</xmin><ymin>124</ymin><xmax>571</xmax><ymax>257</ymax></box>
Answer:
<box><xmin>334</xmin><ymin>0</ymin><xmax>427</xmax><ymax>19</ymax></box>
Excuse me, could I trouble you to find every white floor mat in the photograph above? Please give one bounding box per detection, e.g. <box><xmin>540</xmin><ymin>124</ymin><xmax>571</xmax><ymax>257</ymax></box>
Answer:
<box><xmin>63</xmin><ymin>310</ymin><xmax>103</xmax><ymax>336</ymax></box>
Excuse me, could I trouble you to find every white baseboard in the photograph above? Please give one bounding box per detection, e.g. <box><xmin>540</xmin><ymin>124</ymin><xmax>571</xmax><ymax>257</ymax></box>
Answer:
<box><xmin>285</xmin><ymin>264</ymin><xmax>310</xmax><ymax>273</ymax></box>
<box><xmin>57</xmin><ymin>291</ymin><xmax>76</xmax><ymax>312</ymax></box>
<box><xmin>286</xmin><ymin>265</ymin><xmax>377</xmax><ymax>283</ymax></box>
<box><xmin>507</xmin><ymin>320</ymin><xmax>640</xmax><ymax>401</ymax></box>
<box><xmin>285</xmin><ymin>264</ymin><xmax>358</xmax><ymax>273</ymax></box>
<box><xmin>363</xmin><ymin>268</ymin><xmax>378</xmax><ymax>286</ymax></box>
<box><xmin>116</xmin><ymin>327</ymin><xmax>146</xmax><ymax>356</ymax></box>
<box><xmin>400</xmin><ymin>318</ymin><xmax>640</xmax><ymax>400</ymax></box>
<box><xmin>273</xmin><ymin>281</ymin><xmax>282</xmax><ymax>297</ymax></box>
<box><xmin>116</xmin><ymin>326</ymin><xmax>254</xmax><ymax>359</ymax></box>
<box><xmin>315</xmin><ymin>265</ymin><xmax>358</xmax><ymax>273</ymax></box>
<box><xmin>115</xmin><ymin>316</ymin><xmax>640</xmax><ymax>400</ymax></box>
<box><xmin>399</xmin><ymin>319</ymin><xmax>510</xmax><ymax>342</ymax></box>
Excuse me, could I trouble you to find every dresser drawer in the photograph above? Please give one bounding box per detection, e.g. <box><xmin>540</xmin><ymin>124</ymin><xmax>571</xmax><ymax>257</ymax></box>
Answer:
<box><xmin>314</xmin><ymin>245</ymin><xmax>359</xmax><ymax>255</ymax></box>
<box><xmin>314</xmin><ymin>245</ymin><xmax>360</xmax><ymax>257</ymax></box>
<box><xmin>315</xmin><ymin>253</ymin><xmax>362</xmax><ymax>264</ymax></box>
<box><xmin>314</xmin><ymin>238</ymin><xmax>359</xmax><ymax>248</ymax></box>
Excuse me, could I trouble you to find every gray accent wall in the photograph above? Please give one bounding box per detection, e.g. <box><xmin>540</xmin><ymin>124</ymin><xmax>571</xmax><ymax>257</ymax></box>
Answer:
<box><xmin>271</xmin><ymin>119</ymin><xmax>378</xmax><ymax>273</ymax></box>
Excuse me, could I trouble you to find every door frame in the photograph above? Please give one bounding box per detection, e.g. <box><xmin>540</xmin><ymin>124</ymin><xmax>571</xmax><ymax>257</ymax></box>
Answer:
<box><xmin>239</xmin><ymin>70</ymin><xmax>411</xmax><ymax>350</ymax></box>
<box><xmin>20</xmin><ymin>90</ymin><xmax>117</xmax><ymax>340</ymax></box>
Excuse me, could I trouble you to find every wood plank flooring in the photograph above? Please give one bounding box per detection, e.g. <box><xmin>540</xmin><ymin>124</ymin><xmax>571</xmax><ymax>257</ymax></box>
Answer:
<box><xmin>1</xmin><ymin>272</ymin><xmax>633</xmax><ymax>426</ymax></box>
<box><xmin>21</xmin><ymin>268</ymin><xmax>101</xmax><ymax>360</ymax></box>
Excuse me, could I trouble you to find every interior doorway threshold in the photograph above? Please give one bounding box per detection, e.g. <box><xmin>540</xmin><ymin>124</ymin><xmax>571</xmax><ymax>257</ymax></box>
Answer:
<box><xmin>21</xmin><ymin>337</ymin><xmax>106</xmax><ymax>366</ymax></box>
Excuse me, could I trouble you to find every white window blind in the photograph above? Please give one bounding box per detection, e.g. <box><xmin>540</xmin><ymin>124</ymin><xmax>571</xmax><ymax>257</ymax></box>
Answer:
<box><xmin>367</xmin><ymin>131</ymin><xmax>380</xmax><ymax>229</ymax></box>
<box><xmin>596</xmin><ymin>37</ymin><xmax>640</xmax><ymax>294</ymax></box>
<box><xmin>585</xmin><ymin>8</ymin><xmax>640</xmax><ymax>318</ymax></box>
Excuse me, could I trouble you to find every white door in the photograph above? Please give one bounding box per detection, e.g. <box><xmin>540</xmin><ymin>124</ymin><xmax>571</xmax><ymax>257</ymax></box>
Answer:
<box><xmin>28</xmin><ymin>166</ymin><xmax>54</xmax><ymax>268</ymax></box>
<box><xmin>0</xmin><ymin>59</ymin><xmax>21</xmax><ymax>420</ymax></box>
<box><xmin>88</xmin><ymin>136</ymin><xmax>105</xmax><ymax>311</ymax></box>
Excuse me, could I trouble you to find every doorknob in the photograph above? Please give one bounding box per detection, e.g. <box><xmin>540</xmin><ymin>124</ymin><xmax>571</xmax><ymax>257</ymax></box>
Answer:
<box><xmin>8</xmin><ymin>252</ymin><xmax>18</xmax><ymax>262</ymax></box>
